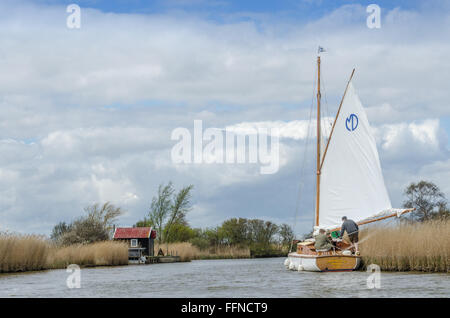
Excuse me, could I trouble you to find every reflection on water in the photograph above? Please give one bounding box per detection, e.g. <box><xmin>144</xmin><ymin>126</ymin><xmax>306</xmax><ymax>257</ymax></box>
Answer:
<box><xmin>0</xmin><ymin>257</ymin><xmax>448</xmax><ymax>297</ymax></box>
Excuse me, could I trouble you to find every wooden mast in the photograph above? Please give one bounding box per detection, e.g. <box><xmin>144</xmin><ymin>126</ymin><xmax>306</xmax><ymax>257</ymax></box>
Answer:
<box><xmin>315</xmin><ymin>55</ymin><xmax>321</xmax><ymax>227</ymax></box>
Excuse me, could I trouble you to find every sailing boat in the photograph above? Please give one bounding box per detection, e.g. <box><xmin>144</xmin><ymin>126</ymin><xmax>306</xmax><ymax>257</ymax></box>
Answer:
<box><xmin>285</xmin><ymin>54</ymin><xmax>413</xmax><ymax>272</ymax></box>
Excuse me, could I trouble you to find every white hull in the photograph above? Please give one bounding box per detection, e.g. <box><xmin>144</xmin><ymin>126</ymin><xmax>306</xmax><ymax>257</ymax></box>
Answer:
<box><xmin>286</xmin><ymin>252</ymin><xmax>361</xmax><ymax>272</ymax></box>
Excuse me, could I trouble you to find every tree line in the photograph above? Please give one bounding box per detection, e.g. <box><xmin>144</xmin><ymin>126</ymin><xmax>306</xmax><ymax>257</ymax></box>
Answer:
<box><xmin>50</xmin><ymin>180</ymin><xmax>448</xmax><ymax>250</ymax></box>
<box><xmin>133</xmin><ymin>182</ymin><xmax>294</xmax><ymax>256</ymax></box>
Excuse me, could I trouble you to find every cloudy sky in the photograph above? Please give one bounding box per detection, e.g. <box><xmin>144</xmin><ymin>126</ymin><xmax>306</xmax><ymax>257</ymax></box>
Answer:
<box><xmin>0</xmin><ymin>0</ymin><xmax>449</xmax><ymax>236</ymax></box>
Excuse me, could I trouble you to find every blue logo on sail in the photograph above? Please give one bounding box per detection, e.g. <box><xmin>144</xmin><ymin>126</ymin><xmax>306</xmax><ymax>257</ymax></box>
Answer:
<box><xmin>345</xmin><ymin>114</ymin><xmax>359</xmax><ymax>131</ymax></box>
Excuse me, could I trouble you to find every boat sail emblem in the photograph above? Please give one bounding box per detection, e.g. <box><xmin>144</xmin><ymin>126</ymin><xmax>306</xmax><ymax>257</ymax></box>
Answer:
<box><xmin>345</xmin><ymin>113</ymin><xmax>359</xmax><ymax>131</ymax></box>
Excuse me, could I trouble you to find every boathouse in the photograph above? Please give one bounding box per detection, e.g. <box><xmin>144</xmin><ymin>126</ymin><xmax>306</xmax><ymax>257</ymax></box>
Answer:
<box><xmin>113</xmin><ymin>227</ymin><xmax>156</xmax><ymax>259</ymax></box>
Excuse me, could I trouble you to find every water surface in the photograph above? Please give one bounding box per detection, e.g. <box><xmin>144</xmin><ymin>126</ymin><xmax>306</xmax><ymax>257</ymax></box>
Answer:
<box><xmin>0</xmin><ymin>258</ymin><xmax>448</xmax><ymax>297</ymax></box>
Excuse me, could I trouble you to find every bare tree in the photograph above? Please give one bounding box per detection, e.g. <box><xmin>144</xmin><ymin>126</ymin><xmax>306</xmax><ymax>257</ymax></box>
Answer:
<box><xmin>56</xmin><ymin>202</ymin><xmax>125</xmax><ymax>245</ymax></box>
<box><xmin>278</xmin><ymin>224</ymin><xmax>294</xmax><ymax>246</ymax></box>
<box><xmin>403</xmin><ymin>181</ymin><xmax>448</xmax><ymax>221</ymax></box>
<box><xmin>61</xmin><ymin>217</ymin><xmax>109</xmax><ymax>245</ymax></box>
<box><xmin>84</xmin><ymin>202</ymin><xmax>125</xmax><ymax>234</ymax></box>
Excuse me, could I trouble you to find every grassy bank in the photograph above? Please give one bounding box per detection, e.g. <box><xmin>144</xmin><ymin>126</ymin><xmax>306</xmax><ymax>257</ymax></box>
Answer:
<box><xmin>359</xmin><ymin>220</ymin><xmax>449</xmax><ymax>272</ymax></box>
<box><xmin>0</xmin><ymin>234</ymin><xmax>128</xmax><ymax>273</ymax></box>
<box><xmin>155</xmin><ymin>242</ymin><xmax>251</xmax><ymax>261</ymax></box>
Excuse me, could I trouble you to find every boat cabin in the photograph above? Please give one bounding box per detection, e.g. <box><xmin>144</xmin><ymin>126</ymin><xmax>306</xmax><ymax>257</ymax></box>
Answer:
<box><xmin>297</xmin><ymin>240</ymin><xmax>352</xmax><ymax>256</ymax></box>
<box><xmin>113</xmin><ymin>227</ymin><xmax>156</xmax><ymax>260</ymax></box>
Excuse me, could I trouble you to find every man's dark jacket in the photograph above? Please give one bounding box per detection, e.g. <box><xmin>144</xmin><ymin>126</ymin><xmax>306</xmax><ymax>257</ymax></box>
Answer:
<box><xmin>339</xmin><ymin>219</ymin><xmax>359</xmax><ymax>238</ymax></box>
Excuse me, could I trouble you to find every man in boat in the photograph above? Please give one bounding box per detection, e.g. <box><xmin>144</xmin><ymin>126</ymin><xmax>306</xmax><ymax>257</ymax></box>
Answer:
<box><xmin>314</xmin><ymin>228</ymin><xmax>334</xmax><ymax>252</ymax></box>
<box><xmin>339</xmin><ymin>216</ymin><xmax>359</xmax><ymax>254</ymax></box>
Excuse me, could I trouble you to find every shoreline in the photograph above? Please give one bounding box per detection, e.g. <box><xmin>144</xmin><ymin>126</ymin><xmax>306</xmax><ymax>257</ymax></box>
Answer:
<box><xmin>2</xmin><ymin>220</ymin><xmax>448</xmax><ymax>274</ymax></box>
<box><xmin>2</xmin><ymin>255</ymin><xmax>448</xmax><ymax>276</ymax></box>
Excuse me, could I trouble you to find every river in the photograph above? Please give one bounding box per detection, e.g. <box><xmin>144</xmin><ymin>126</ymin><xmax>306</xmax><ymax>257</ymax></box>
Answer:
<box><xmin>0</xmin><ymin>258</ymin><xmax>448</xmax><ymax>297</ymax></box>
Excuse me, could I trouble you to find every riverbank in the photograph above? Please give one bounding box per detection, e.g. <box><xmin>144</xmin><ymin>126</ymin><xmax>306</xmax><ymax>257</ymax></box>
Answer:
<box><xmin>155</xmin><ymin>242</ymin><xmax>290</xmax><ymax>261</ymax></box>
<box><xmin>0</xmin><ymin>234</ymin><xmax>283</xmax><ymax>273</ymax></box>
<box><xmin>155</xmin><ymin>242</ymin><xmax>251</xmax><ymax>261</ymax></box>
<box><xmin>0</xmin><ymin>234</ymin><xmax>128</xmax><ymax>273</ymax></box>
<box><xmin>2</xmin><ymin>219</ymin><xmax>448</xmax><ymax>274</ymax></box>
<box><xmin>359</xmin><ymin>219</ymin><xmax>449</xmax><ymax>272</ymax></box>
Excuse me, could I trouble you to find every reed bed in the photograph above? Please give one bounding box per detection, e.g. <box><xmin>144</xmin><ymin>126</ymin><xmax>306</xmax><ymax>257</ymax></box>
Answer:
<box><xmin>46</xmin><ymin>241</ymin><xmax>129</xmax><ymax>269</ymax></box>
<box><xmin>0</xmin><ymin>234</ymin><xmax>128</xmax><ymax>273</ymax></box>
<box><xmin>0</xmin><ymin>234</ymin><xmax>49</xmax><ymax>273</ymax></box>
<box><xmin>155</xmin><ymin>242</ymin><xmax>251</xmax><ymax>261</ymax></box>
<box><xmin>359</xmin><ymin>220</ymin><xmax>450</xmax><ymax>272</ymax></box>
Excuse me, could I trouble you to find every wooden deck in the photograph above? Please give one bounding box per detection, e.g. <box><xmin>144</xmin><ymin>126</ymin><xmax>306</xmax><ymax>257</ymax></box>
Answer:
<box><xmin>297</xmin><ymin>240</ymin><xmax>354</xmax><ymax>256</ymax></box>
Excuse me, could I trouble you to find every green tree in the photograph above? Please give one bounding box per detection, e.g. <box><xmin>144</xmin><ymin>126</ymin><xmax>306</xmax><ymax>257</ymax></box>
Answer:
<box><xmin>403</xmin><ymin>181</ymin><xmax>448</xmax><ymax>221</ymax></box>
<box><xmin>205</xmin><ymin>227</ymin><xmax>224</xmax><ymax>247</ymax></box>
<box><xmin>190</xmin><ymin>236</ymin><xmax>210</xmax><ymax>250</ymax></box>
<box><xmin>278</xmin><ymin>223</ymin><xmax>294</xmax><ymax>246</ymax></box>
<box><xmin>246</xmin><ymin>219</ymin><xmax>279</xmax><ymax>257</ymax></box>
<box><xmin>163</xmin><ymin>185</ymin><xmax>194</xmax><ymax>243</ymax></box>
<box><xmin>190</xmin><ymin>227</ymin><xmax>226</xmax><ymax>251</ymax></box>
<box><xmin>50</xmin><ymin>221</ymin><xmax>72</xmax><ymax>243</ymax></box>
<box><xmin>220</xmin><ymin>218</ymin><xmax>248</xmax><ymax>246</ymax></box>
<box><xmin>247</xmin><ymin>219</ymin><xmax>264</xmax><ymax>244</ymax></box>
<box><xmin>164</xmin><ymin>223</ymin><xmax>196</xmax><ymax>243</ymax></box>
<box><xmin>148</xmin><ymin>182</ymin><xmax>175</xmax><ymax>242</ymax></box>
<box><xmin>260</xmin><ymin>221</ymin><xmax>279</xmax><ymax>246</ymax></box>
<box><xmin>134</xmin><ymin>217</ymin><xmax>153</xmax><ymax>228</ymax></box>
<box><xmin>188</xmin><ymin>218</ymin><xmax>290</xmax><ymax>257</ymax></box>
<box><xmin>146</xmin><ymin>183</ymin><xmax>194</xmax><ymax>248</ymax></box>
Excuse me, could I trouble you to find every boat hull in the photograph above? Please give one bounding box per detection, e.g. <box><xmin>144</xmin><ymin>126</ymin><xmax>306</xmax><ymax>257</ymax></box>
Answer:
<box><xmin>287</xmin><ymin>252</ymin><xmax>360</xmax><ymax>272</ymax></box>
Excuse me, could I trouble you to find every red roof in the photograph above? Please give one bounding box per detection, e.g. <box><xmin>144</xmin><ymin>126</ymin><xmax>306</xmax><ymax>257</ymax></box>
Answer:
<box><xmin>113</xmin><ymin>227</ymin><xmax>152</xmax><ymax>239</ymax></box>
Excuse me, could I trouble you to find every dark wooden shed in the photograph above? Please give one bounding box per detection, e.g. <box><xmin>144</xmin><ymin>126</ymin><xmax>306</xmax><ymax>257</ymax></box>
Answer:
<box><xmin>113</xmin><ymin>227</ymin><xmax>156</xmax><ymax>259</ymax></box>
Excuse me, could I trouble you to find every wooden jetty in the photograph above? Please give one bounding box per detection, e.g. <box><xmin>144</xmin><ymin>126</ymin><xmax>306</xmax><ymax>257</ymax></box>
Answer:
<box><xmin>128</xmin><ymin>255</ymin><xmax>181</xmax><ymax>265</ymax></box>
<box><xmin>146</xmin><ymin>256</ymin><xmax>181</xmax><ymax>264</ymax></box>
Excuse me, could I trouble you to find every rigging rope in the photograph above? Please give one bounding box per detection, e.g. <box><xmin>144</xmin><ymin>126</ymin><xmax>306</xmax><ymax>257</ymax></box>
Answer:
<box><xmin>289</xmin><ymin>66</ymin><xmax>316</xmax><ymax>253</ymax></box>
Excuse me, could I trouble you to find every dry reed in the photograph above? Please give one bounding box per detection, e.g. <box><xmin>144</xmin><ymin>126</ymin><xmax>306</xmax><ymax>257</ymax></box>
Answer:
<box><xmin>0</xmin><ymin>234</ymin><xmax>129</xmax><ymax>273</ymax></box>
<box><xmin>0</xmin><ymin>234</ymin><xmax>49</xmax><ymax>273</ymax></box>
<box><xmin>359</xmin><ymin>219</ymin><xmax>450</xmax><ymax>272</ymax></box>
<box><xmin>155</xmin><ymin>242</ymin><xmax>251</xmax><ymax>261</ymax></box>
<box><xmin>46</xmin><ymin>241</ymin><xmax>129</xmax><ymax>269</ymax></box>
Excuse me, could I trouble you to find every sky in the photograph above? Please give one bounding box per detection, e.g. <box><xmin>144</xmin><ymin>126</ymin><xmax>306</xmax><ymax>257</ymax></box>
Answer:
<box><xmin>0</xmin><ymin>0</ymin><xmax>449</xmax><ymax>236</ymax></box>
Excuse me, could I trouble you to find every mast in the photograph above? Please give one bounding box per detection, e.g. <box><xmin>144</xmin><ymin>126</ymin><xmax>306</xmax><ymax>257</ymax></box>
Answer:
<box><xmin>315</xmin><ymin>55</ymin><xmax>321</xmax><ymax>227</ymax></box>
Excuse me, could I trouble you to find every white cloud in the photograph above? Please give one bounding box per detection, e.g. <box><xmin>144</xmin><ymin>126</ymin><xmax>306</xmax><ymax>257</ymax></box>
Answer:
<box><xmin>373</xmin><ymin>119</ymin><xmax>446</xmax><ymax>164</ymax></box>
<box><xmin>225</xmin><ymin>118</ymin><xmax>334</xmax><ymax>139</ymax></box>
<box><xmin>0</xmin><ymin>1</ymin><xmax>449</xmax><ymax>235</ymax></box>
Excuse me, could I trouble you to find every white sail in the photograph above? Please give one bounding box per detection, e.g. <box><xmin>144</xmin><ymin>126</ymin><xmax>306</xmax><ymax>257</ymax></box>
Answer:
<box><xmin>318</xmin><ymin>82</ymin><xmax>392</xmax><ymax>229</ymax></box>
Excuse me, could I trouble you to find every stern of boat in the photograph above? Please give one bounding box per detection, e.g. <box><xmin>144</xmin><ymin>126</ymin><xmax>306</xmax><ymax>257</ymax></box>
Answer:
<box><xmin>286</xmin><ymin>252</ymin><xmax>360</xmax><ymax>272</ymax></box>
